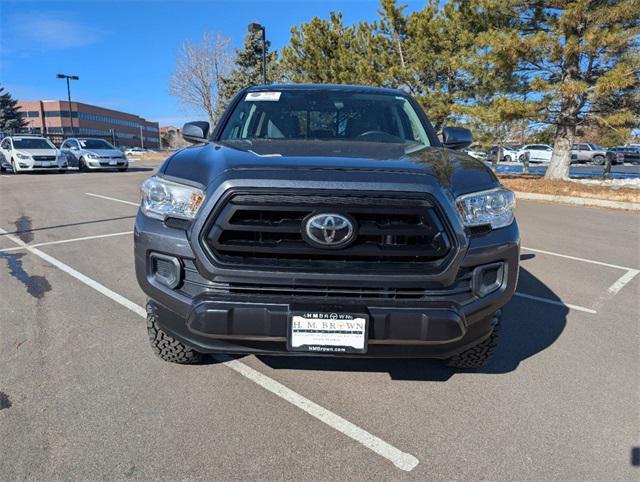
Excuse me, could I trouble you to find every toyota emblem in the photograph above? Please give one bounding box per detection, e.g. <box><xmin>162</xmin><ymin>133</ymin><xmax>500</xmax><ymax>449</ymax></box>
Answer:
<box><xmin>303</xmin><ymin>213</ymin><xmax>355</xmax><ymax>248</ymax></box>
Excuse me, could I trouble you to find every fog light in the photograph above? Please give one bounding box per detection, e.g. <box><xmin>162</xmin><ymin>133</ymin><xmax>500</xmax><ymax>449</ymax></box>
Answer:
<box><xmin>472</xmin><ymin>263</ymin><xmax>505</xmax><ymax>297</ymax></box>
<box><xmin>19</xmin><ymin>163</ymin><xmax>29</xmax><ymax>168</ymax></box>
<box><xmin>149</xmin><ymin>252</ymin><xmax>181</xmax><ymax>289</ymax></box>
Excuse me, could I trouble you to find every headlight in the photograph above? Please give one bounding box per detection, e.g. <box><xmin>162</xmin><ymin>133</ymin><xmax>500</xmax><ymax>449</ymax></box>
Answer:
<box><xmin>16</xmin><ymin>152</ymin><xmax>31</xmax><ymax>160</ymax></box>
<box><xmin>140</xmin><ymin>176</ymin><xmax>205</xmax><ymax>220</ymax></box>
<box><xmin>456</xmin><ymin>187</ymin><xmax>515</xmax><ymax>229</ymax></box>
<box><xmin>86</xmin><ymin>152</ymin><xmax>98</xmax><ymax>159</ymax></box>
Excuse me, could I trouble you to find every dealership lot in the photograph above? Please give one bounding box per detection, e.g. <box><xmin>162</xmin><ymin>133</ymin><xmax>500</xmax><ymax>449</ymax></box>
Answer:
<box><xmin>1</xmin><ymin>164</ymin><xmax>638</xmax><ymax>480</ymax></box>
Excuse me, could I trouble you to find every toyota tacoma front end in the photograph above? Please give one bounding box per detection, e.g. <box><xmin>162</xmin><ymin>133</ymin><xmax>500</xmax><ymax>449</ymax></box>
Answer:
<box><xmin>134</xmin><ymin>84</ymin><xmax>519</xmax><ymax>368</ymax></box>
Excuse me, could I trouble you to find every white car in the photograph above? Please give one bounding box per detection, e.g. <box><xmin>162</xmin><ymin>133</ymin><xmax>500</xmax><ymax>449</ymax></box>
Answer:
<box><xmin>462</xmin><ymin>147</ymin><xmax>487</xmax><ymax>160</ymax></box>
<box><xmin>124</xmin><ymin>147</ymin><xmax>147</xmax><ymax>156</ymax></box>
<box><xmin>61</xmin><ymin>138</ymin><xmax>128</xmax><ymax>172</ymax></box>
<box><xmin>0</xmin><ymin>135</ymin><xmax>67</xmax><ymax>173</ymax></box>
<box><xmin>516</xmin><ymin>144</ymin><xmax>553</xmax><ymax>163</ymax></box>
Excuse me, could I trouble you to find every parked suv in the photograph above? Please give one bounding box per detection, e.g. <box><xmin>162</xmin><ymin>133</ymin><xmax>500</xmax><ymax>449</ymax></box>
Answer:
<box><xmin>0</xmin><ymin>135</ymin><xmax>67</xmax><ymax>173</ymax></box>
<box><xmin>571</xmin><ymin>143</ymin><xmax>609</xmax><ymax>165</ymax></box>
<box><xmin>487</xmin><ymin>145</ymin><xmax>520</xmax><ymax>163</ymax></box>
<box><xmin>135</xmin><ymin>85</ymin><xmax>519</xmax><ymax>369</ymax></box>
<box><xmin>61</xmin><ymin>137</ymin><xmax>128</xmax><ymax>171</ymax></box>
<box><xmin>516</xmin><ymin>144</ymin><xmax>553</xmax><ymax>163</ymax></box>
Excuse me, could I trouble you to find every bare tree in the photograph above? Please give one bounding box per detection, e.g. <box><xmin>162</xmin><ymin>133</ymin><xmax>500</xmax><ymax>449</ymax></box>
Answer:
<box><xmin>169</xmin><ymin>32</ymin><xmax>233</xmax><ymax>127</ymax></box>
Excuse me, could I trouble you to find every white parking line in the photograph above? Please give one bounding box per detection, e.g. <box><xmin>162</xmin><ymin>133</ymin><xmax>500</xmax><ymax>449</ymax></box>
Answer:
<box><xmin>0</xmin><ymin>231</ymin><xmax>133</xmax><ymax>253</ymax></box>
<box><xmin>521</xmin><ymin>246</ymin><xmax>636</xmax><ymax>271</ymax></box>
<box><xmin>513</xmin><ymin>292</ymin><xmax>597</xmax><ymax>314</ymax></box>
<box><xmin>521</xmin><ymin>245</ymin><xmax>639</xmax><ymax>296</ymax></box>
<box><xmin>607</xmin><ymin>269</ymin><xmax>640</xmax><ymax>295</ymax></box>
<box><xmin>85</xmin><ymin>192</ymin><xmax>139</xmax><ymax>206</ymax></box>
<box><xmin>0</xmin><ymin>225</ymin><xmax>420</xmax><ymax>472</ymax></box>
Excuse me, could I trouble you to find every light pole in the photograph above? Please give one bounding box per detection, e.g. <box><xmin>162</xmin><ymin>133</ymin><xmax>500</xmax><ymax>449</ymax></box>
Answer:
<box><xmin>248</xmin><ymin>23</ymin><xmax>267</xmax><ymax>84</ymax></box>
<box><xmin>56</xmin><ymin>74</ymin><xmax>79</xmax><ymax>136</ymax></box>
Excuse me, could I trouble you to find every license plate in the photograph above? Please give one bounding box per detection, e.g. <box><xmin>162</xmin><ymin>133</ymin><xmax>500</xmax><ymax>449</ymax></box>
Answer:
<box><xmin>43</xmin><ymin>162</ymin><xmax>52</xmax><ymax>167</ymax></box>
<box><xmin>288</xmin><ymin>310</ymin><xmax>368</xmax><ymax>354</ymax></box>
<box><xmin>109</xmin><ymin>160</ymin><xmax>117</xmax><ymax>165</ymax></box>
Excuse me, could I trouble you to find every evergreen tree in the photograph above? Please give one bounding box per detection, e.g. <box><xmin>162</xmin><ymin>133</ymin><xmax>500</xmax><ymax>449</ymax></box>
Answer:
<box><xmin>0</xmin><ymin>86</ymin><xmax>27</xmax><ymax>132</ymax></box>
<box><xmin>216</xmin><ymin>31</ymin><xmax>277</xmax><ymax>117</ymax></box>
<box><xmin>480</xmin><ymin>0</ymin><xmax>639</xmax><ymax>179</ymax></box>
<box><xmin>279</xmin><ymin>12</ymin><xmax>390</xmax><ymax>86</ymax></box>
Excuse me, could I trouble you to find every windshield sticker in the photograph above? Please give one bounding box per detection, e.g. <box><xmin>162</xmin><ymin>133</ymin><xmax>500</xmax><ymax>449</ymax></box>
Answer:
<box><xmin>245</xmin><ymin>92</ymin><xmax>281</xmax><ymax>102</ymax></box>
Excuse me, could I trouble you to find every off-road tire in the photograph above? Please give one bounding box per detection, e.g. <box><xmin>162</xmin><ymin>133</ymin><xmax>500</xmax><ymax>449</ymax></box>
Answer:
<box><xmin>446</xmin><ymin>311</ymin><xmax>501</xmax><ymax>369</ymax></box>
<box><xmin>147</xmin><ymin>312</ymin><xmax>203</xmax><ymax>364</ymax></box>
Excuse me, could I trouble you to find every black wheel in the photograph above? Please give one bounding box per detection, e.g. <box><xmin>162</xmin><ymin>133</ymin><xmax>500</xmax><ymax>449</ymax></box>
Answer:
<box><xmin>503</xmin><ymin>155</ymin><xmax>512</xmax><ymax>163</ymax></box>
<box><xmin>147</xmin><ymin>311</ymin><xmax>203</xmax><ymax>364</ymax></box>
<box><xmin>79</xmin><ymin>157</ymin><xmax>88</xmax><ymax>172</ymax></box>
<box><xmin>592</xmin><ymin>155</ymin><xmax>605</xmax><ymax>165</ymax></box>
<box><xmin>10</xmin><ymin>158</ymin><xmax>19</xmax><ymax>174</ymax></box>
<box><xmin>519</xmin><ymin>154</ymin><xmax>527</xmax><ymax>162</ymax></box>
<box><xmin>446</xmin><ymin>311</ymin><xmax>501</xmax><ymax>369</ymax></box>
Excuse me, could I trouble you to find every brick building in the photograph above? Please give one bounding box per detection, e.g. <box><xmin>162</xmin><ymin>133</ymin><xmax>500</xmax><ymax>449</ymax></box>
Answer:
<box><xmin>17</xmin><ymin>100</ymin><xmax>160</xmax><ymax>148</ymax></box>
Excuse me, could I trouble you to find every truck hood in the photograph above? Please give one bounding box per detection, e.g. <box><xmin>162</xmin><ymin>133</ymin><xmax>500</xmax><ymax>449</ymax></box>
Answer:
<box><xmin>162</xmin><ymin>139</ymin><xmax>499</xmax><ymax>197</ymax></box>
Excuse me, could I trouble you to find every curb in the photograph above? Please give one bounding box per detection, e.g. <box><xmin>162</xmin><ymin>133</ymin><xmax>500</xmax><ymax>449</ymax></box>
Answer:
<box><xmin>514</xmin><ymin>191</ymin><xmax>640</xmax><ymax>211</ymax></box>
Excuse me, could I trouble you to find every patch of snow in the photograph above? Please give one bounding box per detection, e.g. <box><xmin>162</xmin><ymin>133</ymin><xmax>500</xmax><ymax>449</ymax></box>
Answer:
<box><xmin>572</xmin><ymin>178</ymin><xmax>640</xmax><ymax>189</ymax></box>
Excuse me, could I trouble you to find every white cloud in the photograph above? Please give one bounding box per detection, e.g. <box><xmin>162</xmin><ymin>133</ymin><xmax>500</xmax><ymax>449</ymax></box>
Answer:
<box><xmin>10</xmin><ymin>14</ymin><xmax>102</xmax><ymax>50</ymax></box>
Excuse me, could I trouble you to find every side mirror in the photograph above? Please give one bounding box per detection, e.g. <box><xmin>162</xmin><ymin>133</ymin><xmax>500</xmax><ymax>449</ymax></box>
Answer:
<box><xmin>182</xmin><ymin>121</ymin><xmax>210</xmax><ymax>144</ymax></box>
<box><xmin>441</xmin><ymin>127</ymin><xmax>472</xmax><ymax>150</ymax></box>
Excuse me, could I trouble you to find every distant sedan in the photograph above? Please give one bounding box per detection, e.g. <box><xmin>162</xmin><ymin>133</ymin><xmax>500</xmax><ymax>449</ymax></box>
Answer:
<box><xmin>61</xmin><ymin>138</ymin><xmax>128</xmax><ymax>172</ymax></box>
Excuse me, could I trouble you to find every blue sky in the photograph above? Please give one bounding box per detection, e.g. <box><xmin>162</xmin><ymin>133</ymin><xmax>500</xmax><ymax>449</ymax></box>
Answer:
<box><xmin>0</xmin><ymin>0</ymin><xmax>423</xmax><ymax>126</ymax></box>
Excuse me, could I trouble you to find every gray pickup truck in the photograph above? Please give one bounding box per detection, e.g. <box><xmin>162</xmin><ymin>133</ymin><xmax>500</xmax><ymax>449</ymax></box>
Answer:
<box><xmin>134</xmin><ymin>84</ymin><xmax>519</xmax><ymax>369</ymax></box>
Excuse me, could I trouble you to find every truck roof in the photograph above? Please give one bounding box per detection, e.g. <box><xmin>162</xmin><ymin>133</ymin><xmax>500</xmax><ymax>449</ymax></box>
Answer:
<box><xmin>245</xmin><ymin>83</ymin><xmax>408</xmax><ymax>96</ymax></box>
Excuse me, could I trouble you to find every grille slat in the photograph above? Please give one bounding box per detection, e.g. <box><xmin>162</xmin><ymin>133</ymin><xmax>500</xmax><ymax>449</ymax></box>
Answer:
<box><xmin>202</xmin><ymin>191</ymin><xmax>453</xmax><ymax>273</ymax></box>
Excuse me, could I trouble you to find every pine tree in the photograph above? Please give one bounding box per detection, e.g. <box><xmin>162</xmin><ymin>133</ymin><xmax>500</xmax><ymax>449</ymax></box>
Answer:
<box><xmin>0</xmin><ymin>86</ymin><xmax>27</xmax><ymax>132</ymax></box>
<box><xmin>480</xmin><ymin>0</ymin><xmax>639</xmax><ymax>179</ymax></box>
<box><xmin>216</xmin><ymin>31</ymin><xmax>277</xmax><ymax>117</ymax></box>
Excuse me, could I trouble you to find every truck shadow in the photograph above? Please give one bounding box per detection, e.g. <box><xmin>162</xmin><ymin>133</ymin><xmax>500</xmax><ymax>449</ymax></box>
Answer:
<box><xmin>257</xmin><ymin>266</ymin><xmax>568</xmax><ymax>381</ymax></box>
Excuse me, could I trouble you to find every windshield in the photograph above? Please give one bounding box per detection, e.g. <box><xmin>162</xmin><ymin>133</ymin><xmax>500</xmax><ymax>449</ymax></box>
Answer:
<box><xmin>219</xmin><ymin>90</ymin><xmax>431</xmax><ymax>151</ymax></box>
<box><xmin>13</xmin><ymin>137</ymin><xmax>56</xmax><ymax>149</ymax></box>
<box><xmin>589</xmin><ymin>144</ymin><xmax>604</xmax><ymax>150</ymax></box>
<box><xmin>79</xmin><ymin>139</ymin><xmax>114</xmax><ymax>149</ymax></box>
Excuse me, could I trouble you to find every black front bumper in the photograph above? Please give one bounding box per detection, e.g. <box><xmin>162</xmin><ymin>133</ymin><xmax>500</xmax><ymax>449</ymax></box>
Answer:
<box><xmin>135</xmin><ymin>210</ymin><xmax>519</xmax><ymax>359</ymax></box>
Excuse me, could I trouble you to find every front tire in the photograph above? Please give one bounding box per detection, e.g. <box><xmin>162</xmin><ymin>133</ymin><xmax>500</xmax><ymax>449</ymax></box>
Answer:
<box><xmin>503</xmin><ymin>155</ymin><xmax>512</xmax><ymax>163</ymax></box>
<box><xmin>592</xmin><ymin>155</ymin><xmax>605</xmax><ymax>165</ymax></box>
<box><xmin>79</xmin><ymin>157</ymin><xmax>88</xmax><ymax>172</ymax></box>
<box><xmin>446</xmin><ymin>311</ymin><xmax>501</xmax><ymax>369</ymax></box>
<box><xmin>147</xmin><ymin>312</ymin><xmax>203</xmax><ymax>364</ymax></box>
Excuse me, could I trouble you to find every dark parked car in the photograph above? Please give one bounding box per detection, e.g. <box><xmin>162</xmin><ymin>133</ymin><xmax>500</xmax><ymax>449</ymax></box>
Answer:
<box><xmin>135</xmin><ymin>84</ymin><xmax>519</xmax><ymax>369</ymax></box>
<box><xmin>607</xmin><ymin>146</ymin><xmax>639</xmax><ymax>165</ymax></box>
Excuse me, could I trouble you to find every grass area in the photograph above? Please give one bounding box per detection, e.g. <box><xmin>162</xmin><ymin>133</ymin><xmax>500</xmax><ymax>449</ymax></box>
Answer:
<box><xmin>499</xmin><ymin>175</ymin><xmax>640</xmax><ymax>203</ymax></box>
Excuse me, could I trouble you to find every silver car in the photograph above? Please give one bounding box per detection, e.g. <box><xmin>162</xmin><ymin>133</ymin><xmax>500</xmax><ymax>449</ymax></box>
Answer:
<box><xmin>61</xmin><ymin>138</ymin><xmax>128</xmax><ymax>172</ymax></box>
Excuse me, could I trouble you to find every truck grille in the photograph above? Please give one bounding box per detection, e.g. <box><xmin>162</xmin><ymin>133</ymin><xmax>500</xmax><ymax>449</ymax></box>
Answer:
<box><xmin>201</xmin><ymin>191</ymin><xmax>454</xmax><ymax>273</ymax></box>
<box><xmin>180</xmin><ymin>260</ymin><xmax>472</xmax><ymax>303</ymax></box>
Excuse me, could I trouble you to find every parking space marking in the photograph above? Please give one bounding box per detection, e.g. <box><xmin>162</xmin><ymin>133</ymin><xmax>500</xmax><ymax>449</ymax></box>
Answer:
<box><xmin>607</xmin><ymin>268</ymin><xmax>640</xmax><ymax>296</ymax></box>
<box><xmin>521</xmin><ymin>246</ymin><xmax>637</xmax><ymax>271</ymax></box>
<box><xmin>85</xmin><ymin>192</ymin><xmax>139</xmax><ymax>206</ymax></box>
<box><xmin>513</xmin><ymin>292</ymin><xmax>597</xmax><ymax>314</ymax></box>
<box><xmin>0</xmin><ymin>231</ymin><xmax>133</xmax><ymax>253</ymax></box>
<box><xmin>521</xmin><ymin>245</ymin><xmax>639</xmax><ymax>297</ymax></box>
<box><xmin>0</xmin><ymin>225</ymin><xmax>420</xmax><ymax>472</ymax></box>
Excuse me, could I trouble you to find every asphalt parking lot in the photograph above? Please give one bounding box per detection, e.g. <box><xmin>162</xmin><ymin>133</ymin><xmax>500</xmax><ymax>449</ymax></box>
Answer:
<box><xmin>1</xmin><ymin>163</ymin><xmax>639</xmax><ymax>480</ymax></box>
